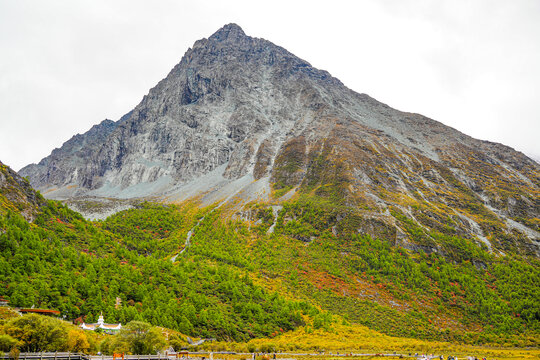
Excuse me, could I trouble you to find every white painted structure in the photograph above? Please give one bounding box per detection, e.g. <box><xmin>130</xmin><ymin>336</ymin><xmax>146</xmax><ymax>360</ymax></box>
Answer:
<box><xmin>80</xmin><ymin>313</ymin><xmax>122</xmax><ymax>333</ymax></box>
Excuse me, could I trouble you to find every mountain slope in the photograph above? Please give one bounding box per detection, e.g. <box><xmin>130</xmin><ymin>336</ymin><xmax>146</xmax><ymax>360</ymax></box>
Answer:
<box><xmin>20</xmin><ymin>23</ymin><xmax>539</xmax><ymax>256</ymax></box>
<box><xmin>1</xmin><ymin>161</ymin><xmax>539</xmax><ymax>347</ymax></box>
<box><xmin>0</xmin><ymin>160</ymin><xmax>45</xmax><ymax>221</ymax></box>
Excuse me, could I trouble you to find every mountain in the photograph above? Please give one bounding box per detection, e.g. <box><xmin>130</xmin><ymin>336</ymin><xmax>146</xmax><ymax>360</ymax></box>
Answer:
<box><xmin>4</xmin><ymin>25</ymin><xmax>540</xmax><ymax>349</ymax></box>
<box><xmin>20</xmin><ymin>24</ymin><xmax>539</xmax><ymax>256</ymax></box>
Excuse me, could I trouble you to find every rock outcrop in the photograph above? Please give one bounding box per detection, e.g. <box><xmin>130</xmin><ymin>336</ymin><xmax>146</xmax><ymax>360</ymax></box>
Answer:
<box><xmin>0</xmin><ymin>161</ymin><xmax>46</xmax><ymax>221</ymax></box>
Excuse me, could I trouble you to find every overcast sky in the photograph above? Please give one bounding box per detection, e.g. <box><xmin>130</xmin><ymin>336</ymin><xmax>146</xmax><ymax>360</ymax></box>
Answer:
<box><xmin>1</xmin><ymin>0</ymin><xmax>539</xmax><ymax>171</ymax></box>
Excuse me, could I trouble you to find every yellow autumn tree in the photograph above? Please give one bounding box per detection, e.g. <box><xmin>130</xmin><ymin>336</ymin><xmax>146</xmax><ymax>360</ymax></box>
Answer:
<box><xmin>67</xmin><ymin>329</ymin><xmax>90</xmax><ymax>353</ymax></box>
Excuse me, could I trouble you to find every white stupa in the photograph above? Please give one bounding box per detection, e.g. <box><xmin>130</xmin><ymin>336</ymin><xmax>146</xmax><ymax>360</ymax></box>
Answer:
<box><xmin>80</xmin><ymin>312</ymin><xmax>122</xmax><ymax>333</ymax></box>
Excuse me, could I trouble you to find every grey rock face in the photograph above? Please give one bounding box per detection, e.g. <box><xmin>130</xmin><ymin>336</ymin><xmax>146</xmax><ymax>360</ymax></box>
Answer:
<box><xmin>21</xmin><ymin>23</ymin><xmax>342</xmax><ymax>197</ymax></box>
<box><xmin>20</xmin><ymin>118</ymin><xmax>120</xmax><ymax>191</ymax></box>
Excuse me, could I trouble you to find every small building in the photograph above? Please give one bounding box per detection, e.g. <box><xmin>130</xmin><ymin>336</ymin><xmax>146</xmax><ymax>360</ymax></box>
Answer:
<box><xmin>19</xmin><ymin>308</ymin><xmax>60</xmax><ymax>317</ymax></box>
<box><xmin>80</xmin><ymin>313</ymin><xmax>122</xmax><ymax>334</ymax></box>
<box><xmin>0</xmin><ymin>296</ymin><xmax>9</xmax><ymax>307</ymax></box>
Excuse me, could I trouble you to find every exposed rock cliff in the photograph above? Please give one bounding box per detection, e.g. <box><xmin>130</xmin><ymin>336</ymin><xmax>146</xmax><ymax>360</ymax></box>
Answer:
<box><xmin>21</xmin><ymin>118</ymin><xmax>120</xmax><ymax>190</ymax></box>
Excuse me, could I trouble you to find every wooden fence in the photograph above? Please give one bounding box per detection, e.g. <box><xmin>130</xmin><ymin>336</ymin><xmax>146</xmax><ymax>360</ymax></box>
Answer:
<box><xmin>0</xmin><ymin>353</ymin><xmax>206</xmax><ymax>360</ymax></box>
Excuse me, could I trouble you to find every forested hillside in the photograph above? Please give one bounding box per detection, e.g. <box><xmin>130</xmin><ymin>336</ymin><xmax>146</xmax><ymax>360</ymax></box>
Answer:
<box><xmin>1</xmin><ymin>198</ymin><xmax>538</xmax><ymax>347</ymax></box>
<box><xmin>0</xmin><ymin>201</ymin><xmax>320</xmax><ymax>342</ymax></box>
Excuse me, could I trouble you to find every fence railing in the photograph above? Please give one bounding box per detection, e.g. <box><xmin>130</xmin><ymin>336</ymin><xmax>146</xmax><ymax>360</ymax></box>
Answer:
<box><xmin>0</xmin><ymin>353</ymin><xmax>189</xmax><ymax>360</ymax></box>
<box><xmin>1</xmin><ymin>351</ymin><xmax>437</xmax><ymax>360</ymax></box>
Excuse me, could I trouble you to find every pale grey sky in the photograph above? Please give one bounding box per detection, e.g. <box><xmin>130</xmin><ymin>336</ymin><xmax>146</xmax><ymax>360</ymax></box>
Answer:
<box><xmin>1</xmin><ymin>0</ymin><xmax>539</xmax><ymax>171</ymax></box>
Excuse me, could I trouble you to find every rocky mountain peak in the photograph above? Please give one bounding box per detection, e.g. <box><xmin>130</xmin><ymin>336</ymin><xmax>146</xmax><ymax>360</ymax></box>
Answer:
<box><xmin>208</xmin><ymin>23</ymin><xmax>247</xmax><ymax>42</ymax></box>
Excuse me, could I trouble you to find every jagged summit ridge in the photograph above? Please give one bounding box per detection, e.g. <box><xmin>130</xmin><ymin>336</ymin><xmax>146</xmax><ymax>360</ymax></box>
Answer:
<box><xmin>19</xmin><ymin>24</ymin><xmax>540</xmax><ymax>254</ymax></box>
<box><xmin>208</xmin><ymin>23</ymin><xmax>246</xmax><ymax>42</ymax></box>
